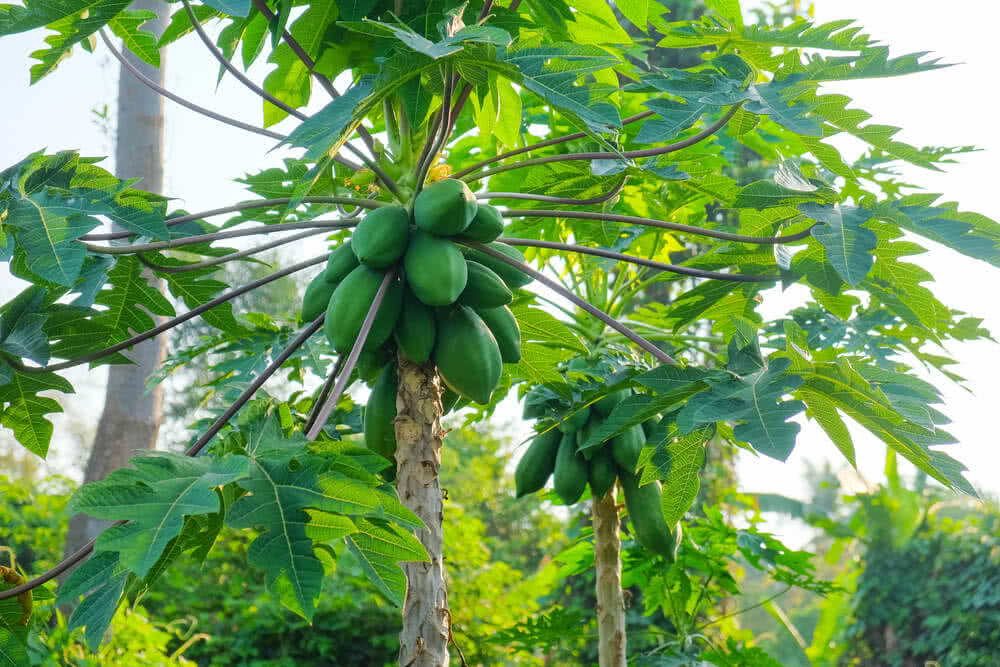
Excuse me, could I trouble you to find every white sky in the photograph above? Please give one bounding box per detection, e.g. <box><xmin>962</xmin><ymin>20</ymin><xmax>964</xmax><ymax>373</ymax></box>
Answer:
<box><xmin>1</xmin><ymin>1</ymin><xmax>998</xmax><ymax>509</ymax></box>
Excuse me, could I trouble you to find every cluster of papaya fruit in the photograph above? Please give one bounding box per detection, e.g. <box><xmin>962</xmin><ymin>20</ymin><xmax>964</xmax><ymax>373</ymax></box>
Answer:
<box><xmin>299</xmin><ymin>178</ymin><xmax>532</xmax><ymax>460</ymax></box>
<box><xmin>515</xmin><ymin>384</ymin><xmax>677</xmax><ymax>558</ymax></box>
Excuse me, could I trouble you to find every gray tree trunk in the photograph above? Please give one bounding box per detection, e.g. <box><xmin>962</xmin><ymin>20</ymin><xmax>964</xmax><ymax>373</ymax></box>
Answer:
<box><xmin>62</xmin><ymin>0</ymin><xmax>169</xmax><ymax>563</ymax></box>
<box><xmin>394</xmin><ymin>358</ymin><xmax>450</xmax><ymax>667</ymax></box>
<box><xmin>593</xmin><ymin>483</ymin><xmax>627</xmax><ymax>666</ymax></box>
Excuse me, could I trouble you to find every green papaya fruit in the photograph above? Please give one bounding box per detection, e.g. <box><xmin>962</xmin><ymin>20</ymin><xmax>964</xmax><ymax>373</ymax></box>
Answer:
<box><xmin>355</xmin><ymin>343</ymin><xmax>393</xmax><ymax>383</ymax></box>
<box><xmin>458</xmin><ymin>260</ymin><xmax>513</xmax><ymax>308</ymax></box>
<box><xmin>433</xmin><ymin>306</ymin><xmax>502</xmax><ymax>404</ymax></box>
<box><xmin>611</xmin><ymin>423</ymin><xmax>646</xmax><ymax>474</ymax></box>
<box><xmin>587</xmin><ymin>447</ymin><xmax>617</xmax><ymax>499</ymax></box>
<box><xmin>394</xmin><ymin>288</ymin><xmax>435</xmax><ymax>363</ymax></box>
<box><xmin>324</xmin><ymin>242</ymin><xmax>360</xmax><ymax>284</ymax></box>
<box><xmin>475</xmin><ymin>305</ymin><xmax>521</xmax><ymax>363</ymax></box>
<box><xmin>594</xmin><ymin>387</ymin><xmax>631</xmax><ymax>417</ymax></box>
<box><xmin>577</xmin><ymin>415</ymin><xmax>604</xmax><ymax>460</ymax></box>
<box><xmin>364</xmin><ymin>363</ymin><xmax>397</xmax><ymax>460</ymax></box>
<box><xmin>441</xmin><ymin>388</ymin><xmax>460</xmax><ymax>414</ymax></box>
<box><xmin>413</xmin><ymin>178</ymin><xmax>477</xmax><ymax>236</ymax></box>
<box><xmin>641</xmin><ymin>415</ymin><xmax>661</xmax><ymax>438</ymax></box>
<box><xmin>404</xmin><ymin>231</ymin><xmax>468</xmax><ymax>306</ymax></box>
<box><xmin>351</xmin><ymin>205</ymin><xmax>411</xmax><ymax>268</ymax></box>
<box><xmin>621</xmin><ymin>470</ymin><xmax>675</xmax><ymax>559</ymax></box>
<box><xmin>301</xmin><ymin>271</ymin><xmax>338</xmax><ymax>322</ymax></box>
<box><xmin>462</xmin><ymin>203</ymin><xmax>504</xmax><ymax>242</ymax></box>
<box><xmin>324</xmin><ymin>265</ymin><xmax>403</xmax><ymax>353</ymax></box>
<box><xmin>558</xmin><ymin>405</ymin><xmax>591</xmax><ymax>434</ymax></box>
<box><xmin>514</xmin><ymin>428</ymin><xmax>562</xmax><ymax>498</ymax></box>
<box><xmin>553</xmin><ymin>431</ymin><xmax>588</xmax><ymax>504</ymax></box>
<box><xmin>460</xmin><ymin>242</ymin><xmax>533</xmax><ymax>289</ymax></box>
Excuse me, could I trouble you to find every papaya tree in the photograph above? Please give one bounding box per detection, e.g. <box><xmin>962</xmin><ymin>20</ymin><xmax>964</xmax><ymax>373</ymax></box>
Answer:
<box><xmin>0</xmin><ymin>1</ymin><xmax>995</xmax><ymax>666</ymax></box>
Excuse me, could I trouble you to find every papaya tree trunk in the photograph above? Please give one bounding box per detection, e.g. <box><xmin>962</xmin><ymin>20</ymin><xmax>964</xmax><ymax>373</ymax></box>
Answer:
<box><xmin>394</xmin><ymin>357</ymin><xmax>450</xmax><ymax>667</ymax></box>
<box><xmin>593</xmin><ymin>483</ymin><xmax>627</xmax><ymax>667</ymax></box>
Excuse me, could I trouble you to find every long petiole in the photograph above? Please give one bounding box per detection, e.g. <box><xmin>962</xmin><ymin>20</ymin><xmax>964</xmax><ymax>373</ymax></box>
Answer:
<box><xmin>247</xmin><ymin>0</ymin><xmax>378</xmax><ymax>157</ymax></box>
<box><xmin>476</xmin><ymin>178</ymin><xmax>624</xmax><ymax>207</ymax></box>
<box><xmin>502</xmin><ymin>209</ymin><xmax>815</xmax><ymax>245</ymax></box>
<box><xmin>461</xmin><ymin>105</ymin><xmax>741</xmax><ymax>183</ymax></box>
<box><xmin>84</xmin><ymin>220</ymin><xmax>358</xmax><ymax>255</ymax></box>
<box><xmin>499</xmin><ymin>238</ymin><xmax>779</xmax><ymax>283</ymax></box>
<box><xmin>135</xmin><ymin>228</ymin><xmax>334</xmax><ymax>273</ymax></box>
<box><xmin>81</xmin><ymin>196</ymin><xmax>385</xmax><ymax>242</ymax></box>
<box><xmin>415</xmin><ymin>63</ymin><xmax>455</xmax><ymax>193</ymax></box>
<box><xmin>304</xmin><ymin>356</ymin><xmax>346</xmax><ymax>435</ymax></box>
<box><xmin>306</xmin><ymin>270</ymin><xmax>397</xmax><ymax>440</ymax></box>
<box><xmin>457</xmin><ymin>241</ymin><xmax>676</xmax><ymax>365</ymax></box>
<box><xmin>186</xmin><ymin>315</ymin><xmax>327</xmax><ymax>456</ymax></box>
<box><xmin>451</xmin><ymin>111</ymin><xmax>655</xmax><ymax>179</ymax></box>
<box><xmin>99</xmin><ymin>28</ymin><xmax>358</xmax><ymax>173</ymax></box>
<box><xmin>10</xmin><ymin>256</ymin><xmax>328</xmax><ymax>374</ymax></box>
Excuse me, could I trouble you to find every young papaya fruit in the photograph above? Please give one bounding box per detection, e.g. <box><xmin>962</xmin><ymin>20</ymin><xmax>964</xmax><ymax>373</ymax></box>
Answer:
<box><xmin>594</xmin><ymin>387</ymin><xmax>631</xmax><ymax>417</ymax></box>
<box><xmin>460</xmin><ymin>241</ymin><xmax>534</xmax><ymax>289</ymax></box>
<box><xmin>324</xmin><ymin>266</ymin><xmax>403</xmax><ymax>353</ymax></box>
<box><xmin>641</xmin><ymin>414</ymin><xmax>661</xmax><ymax>438</ymax></box>
<box><xmin>558</xmin><ymin>404</ymin><xmax>591</xmax><ymax>434</ymax></box>
<box><xmin>458</xmin><ymin>260</ymin><xmax>513</xmax><ymax>308</ymax></box>
<box><xmin>413</xmin><ymin>178</ymin><xmax>477</xmax><ymax>236</ymax></box>
<box><xmin>577</xmin><ymin>414</ymin><xmax>605</xmax><ymax>460</ymax></box>
<box><xmin>441</xmin><ymin>388</ymin><xmax>460</xmax><ymax>414</ymax></box>
<box><xmin>404</xmin><ymin>231</ymin><xmax>468</xmax><ymax>306</ymax></box>
<box><xmin>364</xmin><ymin>363</ymin><xmax>398</xmax><ymax>460</ymax></box>
<box><xmin>474</xmin><ymin>305</ymin><xmax>521</xmax><ymax>363</ymax></box>
<box><xmin>621</xmin><ymin>470</ymin><xmax>675</xmax><ymax>559</ymax></box>
<box><xmin>356</xmin><ymin>343</ymin><xmax>392</xmax><ymax>383</ymax></box>
<box><xmin>462</xmin><ymin>203</ymin><xmax>504</xmax><ymax>242</ymax></box>
<box><xmin>611</xmin><ymin>423</ymin><xmax>646</xmax><ymax>474</ymax></box>
<box><xmin>587</xmin><ymin>446</ymin><xmax>618</xmax><ymax>499</ymax></box>
<box><xmin>514</xmin><ymin>428</ymin><xmax>562</xmax><ymax>498</ymax></box>
<box><xmin>324</xmin><ymin>242</ymin><xmax>360</xmax><ymax>284</ymax></box>
<box><xmin>301</xmin><ymin>271</ymin><xmax>338</xmax><ymax>322</ymax></box>
<box><xmin>394</xmin><ymin>288</ymin><xmax>436</xmax><ymax>363</ymax></box>
<box><xmin>433</xmin><ymin>305</ymin><xmax>502</xmax><ymax>404</ymax></box>
<box><xmin>351</xmin><ymin>205</ymin><xmax>411</xmax><ymax>268</ymax></box>
<box><xmin>553</xmin><ymin>431</ymin><xmax>588</xmax><ymax>504</ymax></box>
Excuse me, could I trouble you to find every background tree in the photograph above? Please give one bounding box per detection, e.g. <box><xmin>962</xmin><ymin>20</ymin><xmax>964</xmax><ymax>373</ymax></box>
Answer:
<box><xmin>61</xmin><ymin>0</ymin><xmax>171</xmax><ymax>571</ymax></box>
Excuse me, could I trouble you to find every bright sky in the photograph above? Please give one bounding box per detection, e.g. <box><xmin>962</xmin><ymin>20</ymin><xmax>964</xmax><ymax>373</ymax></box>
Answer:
<box><xmin>1</xmin><ymin>2</ymin><xmax>998</xmax><ymax>507</ymax></box>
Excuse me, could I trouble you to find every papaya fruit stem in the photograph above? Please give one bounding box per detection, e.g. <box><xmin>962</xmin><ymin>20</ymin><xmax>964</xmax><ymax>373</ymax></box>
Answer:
<box><xmin>306</xmin><ymin>269</ymin><xmax>398</xmax><ymax>440</ymax></box>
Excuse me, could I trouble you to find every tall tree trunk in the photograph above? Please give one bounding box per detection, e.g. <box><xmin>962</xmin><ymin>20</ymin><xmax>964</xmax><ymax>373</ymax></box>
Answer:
<box><xmin>62</xmin><ymin>0</ymin><xmax>168</xmax><ymax>563</ymax></box>
<box><xmin>593</xmin><ymin>483</ymin><xmax>627</xmax><ymax>667</ymax></box>
<box><xmin>394</xmin><ymin>357</ymin><xmax>450</xmax><ymax>667</ymax></box>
